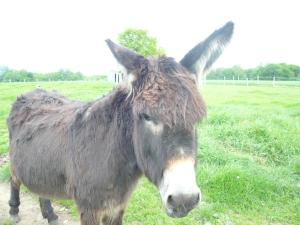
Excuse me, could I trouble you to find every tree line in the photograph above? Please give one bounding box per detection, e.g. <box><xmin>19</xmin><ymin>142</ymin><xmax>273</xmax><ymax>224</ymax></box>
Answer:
<box><xmin>2</xmin><ymin>63</ymin><xmax>300</xmax><ymax>82</ymax></box>
<box><xmin>0</xmin><ymin>68</ymin><xmax>85</xmax><ymax>82</ymax></box>
<box><xmin>208</xmin><ymin>64</ymin><xmax>300</xmax><ymax>80</ymax></box>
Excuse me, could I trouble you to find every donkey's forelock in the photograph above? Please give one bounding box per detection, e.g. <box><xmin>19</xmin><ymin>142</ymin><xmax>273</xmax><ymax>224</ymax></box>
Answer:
<box><xmin>131</xmin><ymin>56</ymin><xmax>206</xmax><ymax>129</ymax></box>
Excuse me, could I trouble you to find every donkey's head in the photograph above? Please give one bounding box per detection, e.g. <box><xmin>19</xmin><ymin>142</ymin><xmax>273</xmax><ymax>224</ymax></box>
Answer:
<box><xmin>107</xmin><ymin>21</ymin><xmax>234</xmax><ymax>218</ymax></box>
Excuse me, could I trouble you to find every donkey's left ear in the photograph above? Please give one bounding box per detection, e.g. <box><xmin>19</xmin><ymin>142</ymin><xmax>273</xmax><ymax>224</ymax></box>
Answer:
<box><xmin>106</xmin><ymin>39</ymin><xmax>148</xmax><ymax>79</ymax></box>
<box><xmin>180</xmin><ymin>21</ymin><xmax>234</xmax><ymax>78</ymax></box>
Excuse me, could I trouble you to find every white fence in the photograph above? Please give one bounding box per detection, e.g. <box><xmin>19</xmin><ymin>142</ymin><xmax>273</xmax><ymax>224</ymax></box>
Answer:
<box><xmin>200</xmin><ymin>76</ymin><xmax>300</xmax><ymax>87</ymax></box>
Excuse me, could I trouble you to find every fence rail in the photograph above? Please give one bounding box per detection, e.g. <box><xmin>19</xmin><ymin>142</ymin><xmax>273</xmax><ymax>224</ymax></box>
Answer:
<box><xmin>200</xmin><ymin>76</ymin><xmax>300</xmax><ymax>86</ymax></box>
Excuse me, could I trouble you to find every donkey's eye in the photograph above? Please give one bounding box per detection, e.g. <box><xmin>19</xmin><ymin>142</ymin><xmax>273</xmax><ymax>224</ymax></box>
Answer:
<box><xmin>141</xmin><ymin>113</ymin><xmax>151</xmax><ymax>121</ymax></box>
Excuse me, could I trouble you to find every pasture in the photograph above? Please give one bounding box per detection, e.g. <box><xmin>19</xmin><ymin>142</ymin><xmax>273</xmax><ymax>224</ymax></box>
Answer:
<box><xmin>0</xmin><ymin>81</ymin><xmax>299</xmax><ymax>225</ymax></box>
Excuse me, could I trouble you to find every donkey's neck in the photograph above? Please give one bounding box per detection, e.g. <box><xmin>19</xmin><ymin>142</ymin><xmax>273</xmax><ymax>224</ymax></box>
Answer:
<box><xmin>69</xmin><ymin>88</ymin><xmax>142</xmax><ymax>207</ymax></box>
<box><xmin>75</xmin><ymin>87</ymin><xmax>142</xmax><ymax>178</ymax></box>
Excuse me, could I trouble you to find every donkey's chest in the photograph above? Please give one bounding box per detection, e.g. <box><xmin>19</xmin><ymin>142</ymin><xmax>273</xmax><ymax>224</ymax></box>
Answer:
<box><xmin>74</xmin><ymin>167</ymin><xmax>140</xmax><ymax>210</ymax></box>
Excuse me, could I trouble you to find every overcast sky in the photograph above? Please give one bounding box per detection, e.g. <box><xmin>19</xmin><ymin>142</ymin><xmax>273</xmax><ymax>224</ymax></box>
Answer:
<box><xmin>0</xmin><ymin>0</ymin><xmax>299</xmax><ymax>75</ymax></box>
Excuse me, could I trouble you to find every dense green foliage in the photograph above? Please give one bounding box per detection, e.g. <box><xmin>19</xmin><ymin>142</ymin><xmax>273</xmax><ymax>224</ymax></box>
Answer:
<box><xmin>118</xmin><ymin>28</ymin><xmax>165</xmax><ymax>57</ymax></box>
<box><xmin>0</xmin><ymin>82</ymin><xmax>299</xmax><ymax>224</ymax></box>
<box><xmin>0</xmin><ymin>69</ymin><xmax>34</xmax><ymax>82</ymax></box>
<box><xmin>208</xmin><ymin>63</ymin><xmax>300</xmax><ymax>80</ymax></box>
<box><xmin>0</xmin><ymin>68</ymin><xmax>84</xmax><ymax>82</ymax></box>
<box><xmin>34</xmin><ymin>70</ymin><xmax>84</xmax><ymax>81</ymax></box>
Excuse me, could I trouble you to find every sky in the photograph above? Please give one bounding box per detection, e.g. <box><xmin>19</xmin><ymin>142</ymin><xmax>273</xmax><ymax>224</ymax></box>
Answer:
<box><xmin>0</xmin><ymin>0</ymin><xmax>299</xmax><ymax>75</ymax></box>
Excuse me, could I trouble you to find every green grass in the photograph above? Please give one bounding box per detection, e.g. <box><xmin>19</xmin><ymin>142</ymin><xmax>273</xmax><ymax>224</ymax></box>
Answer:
<box><xmin>0</xmin><ymin>220</ymin><xmax>13</xmax><ymax>225</ymax></box>
<box><xmin>0</xmin><ymin>163</ymin><xmax>10</xmax><ymax>182</ymax></box>
<box><xmin>0</xmin><ymin>82</ymin><xmax>299</xmax><ymax>224</ymax></box>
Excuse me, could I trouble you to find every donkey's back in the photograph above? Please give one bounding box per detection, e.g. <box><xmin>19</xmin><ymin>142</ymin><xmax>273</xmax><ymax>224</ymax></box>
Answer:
<box><xmin>8</xmin><ymin>88</ymin><xmax>82</xmax><ymax>133</ymax></box>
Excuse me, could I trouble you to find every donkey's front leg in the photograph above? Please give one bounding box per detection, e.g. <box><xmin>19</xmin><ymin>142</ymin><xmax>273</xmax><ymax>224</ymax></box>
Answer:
<box><xmin>79</xmin><ymin>208</ymin><xmax>99</xmax><ymax>225</ymax></box>
<box><xmin>102</xmin><ymin>210</ymin><xmax>124</xmax><ymax>225</ymax></box>
<box><xmin>39</xmin><ymin>198</ymin><xmax>59</xmax><ymax>225</ymax></box>
<box><xmin>8</xmin><ymin>179</ymin><xmax>21</xmax><ymax>223</ymax></box>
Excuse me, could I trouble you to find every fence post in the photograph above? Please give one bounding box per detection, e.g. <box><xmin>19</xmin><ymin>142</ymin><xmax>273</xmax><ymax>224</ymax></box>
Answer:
<box><xmin>273</xmin><ymin>76</ymin><xmax>275</xmax><ymax>87</ymax></box>
<box><xmin>233</xmin><ymin>76</ymin><xmax>235</xmax><ymax>85</ymax></box>
<box><xmin>223</xmin><ymin>76</ymin><xmax>226</xmax><ymax>85</ymax></box>
<box><xmin>257</xmin><ymin>75</ymin><xmax>259</xmax><ymax>84</ymax></box>
<box><xmin>246</xmin><ymin>77</ymin><xmax>249</xmax><ymax>86</ymax></box>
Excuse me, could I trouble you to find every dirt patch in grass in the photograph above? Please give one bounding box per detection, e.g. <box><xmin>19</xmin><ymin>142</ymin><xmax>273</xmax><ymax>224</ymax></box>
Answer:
<box><xmin>0</xmin><ymin>182</ymin><xmax>79</xmax><ymax>225</ymax></box>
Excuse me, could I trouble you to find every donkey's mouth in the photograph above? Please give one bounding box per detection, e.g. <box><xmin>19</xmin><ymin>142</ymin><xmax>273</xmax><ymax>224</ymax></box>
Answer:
<box><xmin>166</xmin><ymin>207</ymin><xmax>190</xmax><ymax>218</ymax></box>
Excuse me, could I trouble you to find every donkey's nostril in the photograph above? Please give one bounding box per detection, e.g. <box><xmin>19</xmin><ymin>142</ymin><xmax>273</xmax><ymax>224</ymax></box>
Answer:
<box><xmin>167</xmin><ymin>192</ymin><xmax>200</xmax><ymax>209</ymax></box>
<box><xmin>167</xmin><ymin>195</ymin><xmax>174</xmax><ymax>205</ymax></box>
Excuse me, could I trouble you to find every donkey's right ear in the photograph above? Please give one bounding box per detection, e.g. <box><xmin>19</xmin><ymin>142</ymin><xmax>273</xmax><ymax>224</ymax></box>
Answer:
<box><xmin>106</xmin><ymin>39</ymin><xmax>148</xmax><ymax>79</ymax></box>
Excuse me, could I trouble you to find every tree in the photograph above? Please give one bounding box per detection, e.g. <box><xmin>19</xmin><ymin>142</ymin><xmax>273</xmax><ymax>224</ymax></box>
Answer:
<box><xmin>208</xmin><ymin>66</ymin><xmax>245</xmax><ymax>79</ymax></box>
<box><xmin>118</xmin><ymin>28</ymin><xmax>165</xmax><ymax>57</ymax></box>
<box><xmin>289</xmin><ymin>64</ymin><xmax>300</xmax><ymax>77</ymax></box>
<box><xmin>0</xmin><ymin>66</ymin><xmax>9</xmax><ymax>81</ymax></box>
<box><xmin>0</xmin><ymin>68</ymin><xmax>85</xmax><ymax>82</ymax></box>
<box><xmin>2</xmin><ymin>69</ymin><xmax>33</xmax><ymax>82</ymax></box>
<box><xmin>46</xmin><ymin>70</ymin><xmax>84</xmax><ymax>81</ymax></box>
<box><xmin>208</xmin><ymin>64</ymin><xmax>300</xmax><ymax>80</ymax></box>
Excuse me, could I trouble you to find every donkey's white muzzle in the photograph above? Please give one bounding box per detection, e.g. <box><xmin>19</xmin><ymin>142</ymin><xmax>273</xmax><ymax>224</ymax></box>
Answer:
<box><xmin>159</xmin><ymin>159</ymin><xmax>201</xmax><ymax>218</ymax></box>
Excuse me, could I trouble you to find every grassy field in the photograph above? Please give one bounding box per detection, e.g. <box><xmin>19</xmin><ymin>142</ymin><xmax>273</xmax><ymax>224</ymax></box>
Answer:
<box><xmin>0</xmin><ymin>81</ymin><xmax>299</xmax><ymax>224</ymax></box>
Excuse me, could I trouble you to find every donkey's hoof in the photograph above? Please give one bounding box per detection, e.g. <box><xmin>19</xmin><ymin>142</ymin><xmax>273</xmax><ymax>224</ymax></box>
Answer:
<box><xmin>49</xmin><ymin>219</ymin><xmax>60</xmax><ymax>225</ymax></box>
<box><xmin>10</xmin><ymin>215</ymin><xmax>21</xmax><ymax>224</ymax></box>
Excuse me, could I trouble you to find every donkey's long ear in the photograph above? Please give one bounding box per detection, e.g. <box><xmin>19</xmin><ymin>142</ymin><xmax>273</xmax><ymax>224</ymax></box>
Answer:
<box><xmin>106</xmin><ymin>39</ymin><xmax>147</xmax><ymax>77</ymax></box>
<box><xmin>180</xmin><ymin>21</ymin><xmax>234</xmax><ymax>78</ymax></box>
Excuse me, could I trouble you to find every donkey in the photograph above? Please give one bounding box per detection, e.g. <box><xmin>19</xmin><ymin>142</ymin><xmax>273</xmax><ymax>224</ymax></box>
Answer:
<box><xmin>7</xmin><ymin>21</ymin><xmax>234</xmax><ymax>225</ymax></box>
